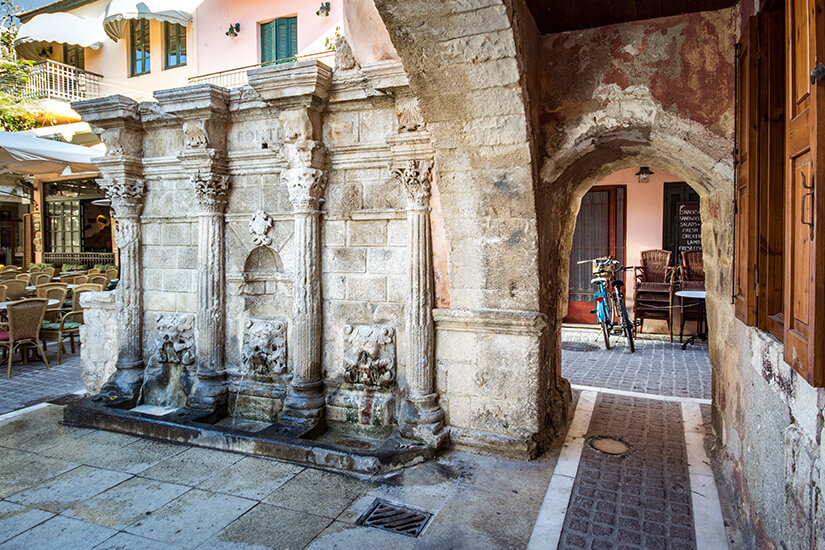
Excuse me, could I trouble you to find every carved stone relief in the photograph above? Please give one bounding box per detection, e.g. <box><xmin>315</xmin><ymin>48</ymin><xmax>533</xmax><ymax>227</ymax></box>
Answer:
<box><xmin>99</xmin><ymin>127</ymin><xmax>142</xmax><ymax>157</ymax></box>
<box><xmin>182</xmin><ymin>119</ymin><xmax>209</xmax><ymax>149</ymax></box>
<box><xmin>140</xmin><ymin>313</ymin><xmax>196</xmax><ymax>408</ymax></box>
<box><xmin>334</xmin><ymin>36</ymin><xmax>358</xmax><ymax>71</ymax></box>
<box><xmin>396</xmin><ymin>97</ymin><xmax>424</xmax><ymax>132</ymax></box>
<box><xmin>341</xmin><ymin>325</ymin><xmax>396</xmax><ymax>388</ymax></box>
<box><xmin>249</xmin><ymin>211</ymin><xmax>274</xmax><ymax>247</ymax></box>
<box><xmin>390</xmin><ymin>159</ymin><xmax>432</xmax><ymax>207</ymax></box>
<box><xmin>279</xmin><ymin>109</ymin><xmax>313</xmax><ymax>143</ymax></box>
<box><xmin>191</xmin><ymin>173</ymin><xmax>231</xmax><ymax>211</ymax></box>
<box><xmin>241</xmin><ymin>319</ymin><xmax>289</xmax><ymax>381</ymax></box>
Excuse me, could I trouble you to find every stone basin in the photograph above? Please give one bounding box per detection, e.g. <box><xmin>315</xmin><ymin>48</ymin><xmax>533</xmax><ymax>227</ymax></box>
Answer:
<box><xmin>63</xmin><ymin>396</ymin><xmax>435</xmax><ymax>476</ymax></box>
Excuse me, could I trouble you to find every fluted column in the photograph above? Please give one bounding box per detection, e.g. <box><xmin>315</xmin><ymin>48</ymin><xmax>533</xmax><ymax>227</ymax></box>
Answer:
<box><xmin>101</xmin><ymin>178</ymin><xmax>146</xmax><ymax>397</ymax></box>
<box><xmin>281</xmin><ymin>143</ymin><xmax>328</xmax><ymax>424</ymax></box>
<box><xmin>391</xmin><ymin>160</ymin><xmax>446</xmax><ymax>446</ymax></box>
<box><xmin>187</xmin><ymin>173</ymin><xmax>230</xmax><ymax>410</ymax></box>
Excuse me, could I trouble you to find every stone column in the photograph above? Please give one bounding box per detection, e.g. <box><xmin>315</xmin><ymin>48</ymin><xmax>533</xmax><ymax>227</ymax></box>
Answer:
<box><xmin>391</xmin><ymin>159</ymin><xmax>447</xmax><ymax>446</ymax></box>
<box><xmin>281</xmin><ymin>138</ymin><xmax>328</xmax><ymax>425</ymax></box>
<box><xmin>100</xmin><ymin>178</ymin><xmax>146</xmax><ymax>397</ymax></box>
<box><xmin>188</xmin><ymin>173</ymin><xmax>231</xmax><ymax>410</ymax></box>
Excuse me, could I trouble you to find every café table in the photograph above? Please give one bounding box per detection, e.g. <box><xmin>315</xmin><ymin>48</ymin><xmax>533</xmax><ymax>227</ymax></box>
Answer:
<box><xmin>0</xmin><ymin>299</ymin><xmax>60</xmax><ymax>310</ymax></box>
<box><xmin>675</xmin><ymin>289</ymin><xmax>707</xmax><ymax>349</ymax></box>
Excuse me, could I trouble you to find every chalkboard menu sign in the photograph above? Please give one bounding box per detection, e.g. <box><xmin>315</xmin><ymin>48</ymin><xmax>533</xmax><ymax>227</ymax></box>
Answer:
<box><xmin>677</xmin><ymin>202</ymin><xmax>702</xmax><ymax>255</ymax></box>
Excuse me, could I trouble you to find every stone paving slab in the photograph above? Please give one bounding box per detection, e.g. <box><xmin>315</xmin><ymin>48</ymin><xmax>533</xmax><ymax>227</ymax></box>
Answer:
<box><xmin>562</xmin><ymin>328</ymin><xmax>710</xmax><ymax>399</ymax></box>
<box><xmin>558</xmin><ymin>393</ymin><xmax>696</xmax><ymax>549</ymax></box>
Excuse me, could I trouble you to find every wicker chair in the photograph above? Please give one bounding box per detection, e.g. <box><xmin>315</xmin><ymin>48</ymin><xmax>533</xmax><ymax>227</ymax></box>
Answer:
<box><xmin>105</xmin><ymin>268</ymin><xmax>118</xmax><ymax>281</ymax></box>
<box><xmin>59</xmin><ymin>274</ymin><xmax>79</xmax><ymax>284</ymax></box>
<box><xmin>28</xmin><ymin>266</ymin><xmax>41</xmax><ymax>273</ymax></box>
<box><xmin>679</xmin><ymin>251</ymin><xmax>706</xmax><ymax>342</ymax></box>
<box><xmin>1</xmin><ymin>266</ymin><xmax>18</xmax><ymax>273</ymax></box>
<box><xmin>87</xmin><ymin>268</ymin><xmax>101</xmax><ymax>275</ymax></box>
<box><xmin>41</xmin><ymin>288</ymin><xmax>95</xmax><ymax>364</ymax></box>
<box><xmin>73</xmin><ymin>283</ymin><xmax>104</xmax><ymax>293</ymax></box>
<box><xmin>89</xmin><ymin>275</ymin><xmax>108</xmax><ymax>287</ymax></box>
<box><xmin>0</xmin><ymin>272</ymin><xmax>17</xmax><ymax>283</ymax></box>
<box><xmin>2</xmin><ymin>280</ymin><xmax>27</xmax><ymax>301</ymax></box>
<box><xmin>42</xmin><ymin>267</ymin><xmax>56</xmax><ymax>279</ymax></box>
<box><xmin>32</xmin><ymin>273</ymin><xmax>51</xmax><ymax>286</ymax></box>
<box><xmin>633</xmin><ymin>249</ymin><xmax>676</xmax><ymax>341</ymax></box>
<box><xmin>0</xmin><ymin>286</ymin><xmax>7</xmax><ymax>302</ymax></box>
<box><xmin>72</xmin><ymin>275</ymin><xmax>89</xmax><ymax>284</ymax></box>
<box><xmin>36</xmin><ymin>285</ymin><xmax>68</xmax><ymax>323</ymax></box>
<box><xmin>2</xmin><ymin>299</ymin><xmax>50</xmax><ymax>377</ymax></box>
<box><xmin>15</xmin><ymin>273</ymin><xmax>30</xmax><ymax>284</ymax></box>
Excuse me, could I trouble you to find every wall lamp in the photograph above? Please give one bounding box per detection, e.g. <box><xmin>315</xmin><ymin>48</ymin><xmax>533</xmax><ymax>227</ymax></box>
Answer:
<box><xmin>635</xmin><ymin>166</ymin><xmax>654</xmax><ymax>183</ymax></box>
<box><xmin>316</xmin><ymin>2</ymin><xmax>331</xmax><ymax>17</ymax></box>
<box><xmin>225</xmin><ymin>23</ymin><xmax>240</xmax><ymax>37</ymax></box>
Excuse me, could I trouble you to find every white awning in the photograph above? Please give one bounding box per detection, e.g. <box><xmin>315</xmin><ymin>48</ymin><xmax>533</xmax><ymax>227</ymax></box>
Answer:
<box><xmin>15</xmin><ymin>13</ymin><xmax>106</xmax><ymax>61</ymax></box>
<box><xmin>0</xmin><ymin>131</ymin><xmax>99</xmax><ymax>177</ymax></box>
<box><xmin>103</xmin><ymin>0</ymin><xmax>203</xmax><ymax>41</ymax></box>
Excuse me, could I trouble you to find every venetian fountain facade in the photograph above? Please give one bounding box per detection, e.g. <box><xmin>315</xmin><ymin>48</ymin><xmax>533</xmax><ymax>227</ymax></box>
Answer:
<box><xmin>69</xmin><ymin>51</ymin><xmax>554</xmax><ymax>472</ymax></box>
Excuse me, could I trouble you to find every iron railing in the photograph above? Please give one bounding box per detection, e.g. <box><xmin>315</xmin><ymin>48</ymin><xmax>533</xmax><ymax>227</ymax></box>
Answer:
<box><xmin>188</xmin><ymin>50</ymin><xmax>334</xmax><ymax>89</ymax></box>
<box><xmin>20</xmin><ymin>59</ymin><xmax>103</xmax><ymax>102</ymax></box>
<box><xmin>44</xmin><ymin>252</ymin><xmax>115</xmax><ymax>268</ymax></box>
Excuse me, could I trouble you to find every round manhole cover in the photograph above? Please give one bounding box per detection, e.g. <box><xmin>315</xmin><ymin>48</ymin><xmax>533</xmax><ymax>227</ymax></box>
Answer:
<box><xmin>562</xmin><ymin>342</ymin><xmax>600</xmax><ymax>352</ymax></box>
<box><xmin>588</xmin><ymin>436</ymin><xmax>630</xmax><ymax>456</ymax></box>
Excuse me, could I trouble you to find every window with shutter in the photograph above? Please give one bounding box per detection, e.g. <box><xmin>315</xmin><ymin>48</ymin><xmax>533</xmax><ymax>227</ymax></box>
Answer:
<box><xmin>261</xmin><ymin>17</ymin><xmax>297</xmax><ymax>65</ymax></box>
<box><xmin>130</xmin><ymin>19</ymin><xmax>150</xmax><ymax>76</ymax></box>
<box><xmin>734</xmin><ymin>18</ymin><xmax>759</xmax><ymax>325</ymax></box>
<box><xmin>784</xmin><ymin>0</ymin><xmax>825</xmax><ymax>385</ymax></box>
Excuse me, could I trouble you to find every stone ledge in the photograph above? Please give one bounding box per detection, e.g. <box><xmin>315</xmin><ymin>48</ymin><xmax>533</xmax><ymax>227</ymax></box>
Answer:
<box><xmin>79</xmin><ymin>290</ymin><xmax>116</xmax><ymax>308</ymax></box>
<box><xmin>449</xmin><ymin>426</ymin><xmax>538</xmax><ymax>460</ymax></box>
<box><xmin>247</xmin><ymin>60</ymin><xmax>333</xmax><ymax>102</ymax></box>
<box><xmin>433</xmin><ymin>307</ymin><xmax>546</xmax><ymax>336</ymax></box>
<box><xmin>359</xmin><ymin>60</ymin><xmax>409</xmax><ymax>91</ymax></box>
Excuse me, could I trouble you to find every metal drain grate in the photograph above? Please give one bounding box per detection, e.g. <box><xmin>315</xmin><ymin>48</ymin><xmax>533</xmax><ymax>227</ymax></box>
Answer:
<box><xmin>562</xmin><ymin>342</ymin><xmax>600</xmax><ymax>352</ymax></box>
<box><xmin>357</xmin><ymin>499</ymin><xmax>432</xmax><ymax>538</ymax></box>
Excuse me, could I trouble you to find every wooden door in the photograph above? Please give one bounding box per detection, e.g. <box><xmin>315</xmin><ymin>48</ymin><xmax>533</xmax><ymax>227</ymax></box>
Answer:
<box><xmin>785</xmin><ymin>0</ymin><xmax>825</xmax><ymax>384</ymax></box>
<box><xmin>565</xmin><ymin>186</ymin><xmax>626</xmax><ymax>324</ymax></box>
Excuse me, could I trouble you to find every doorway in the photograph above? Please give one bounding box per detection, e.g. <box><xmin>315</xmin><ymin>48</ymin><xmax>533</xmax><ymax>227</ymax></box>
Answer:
<box><xmin>565</xmin><ymin>185</ymin><xmax>626</xmax><ymax>324</ymax></box>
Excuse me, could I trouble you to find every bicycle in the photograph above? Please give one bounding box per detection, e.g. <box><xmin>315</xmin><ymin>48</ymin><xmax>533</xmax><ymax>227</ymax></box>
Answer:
<box><xmin>577</xmin><ymin>256</ymin><xmax>636</xmax><ymax>353</ymax></box>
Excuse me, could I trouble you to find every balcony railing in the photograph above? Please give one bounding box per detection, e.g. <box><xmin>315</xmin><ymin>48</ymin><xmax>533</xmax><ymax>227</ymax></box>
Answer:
<box><xmin>188</xmin><ymin>50</ymin><xmax>334</xmax><ymax>89</ymax></box>
<box><xmin>21</xmin><ymin>59</ymin><xmax>103</xmax><ymax>103</ymax></box>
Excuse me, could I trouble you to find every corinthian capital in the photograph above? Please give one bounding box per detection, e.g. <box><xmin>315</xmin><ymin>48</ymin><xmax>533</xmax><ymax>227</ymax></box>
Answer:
<box><xmin>285</xmin><ymin>167</ymin><xmax>326</xmax><ymax>211</ymax></box>
<box><xmin>192</xmin><ymin>173</ymin><xmax>231</xmax><ymax>212</ymax></box>
<box><xmin>390</xmin><ymin>160</ymin><xmax>433</xmax><ymax>208</ymax></box>
<box><xmin>101</xmin><ymin>178</ymin><xmax>145</xmax><ymax>216</ymax></box>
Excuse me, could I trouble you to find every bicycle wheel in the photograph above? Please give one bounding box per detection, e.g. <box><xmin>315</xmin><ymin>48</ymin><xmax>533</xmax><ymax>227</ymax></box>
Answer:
<box><xmin>600</xmin><ymin>319</ymin><xmax>611</xmax><ymax>349</ymax></box>
<box><xmin>619</xmin><ymin>300</ymin><xmax>635</xmax><ymax>353</ymax></box>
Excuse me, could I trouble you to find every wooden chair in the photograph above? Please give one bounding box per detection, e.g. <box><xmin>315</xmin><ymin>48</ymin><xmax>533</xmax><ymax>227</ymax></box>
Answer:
<box><xmin>633</xmin><ymin>249</ymin><xmax>676</xmax><ymax>341</ymax></box>
<box><xmin>32</xmin><ymin>273</ymin><xmax>51</xmax><ymax>286</ymax></box>
<box><xmin>679</xmin><ymin>251</ymin><xmax>706</xmax><ymax>342</ymax></box>
<box><xmin>41</xmin><ymin>288</ymin><xmax>95</xmax><ymax>364</ymax></box>
<box><xmin>2</xmin><ymin>299</ymin><xmax>50</xmax><ymax>377</ymax></box>
<box><xmin>2</xmin><ymin>280</ymin><xmax>28</xmax><ymax>301</ymax></box>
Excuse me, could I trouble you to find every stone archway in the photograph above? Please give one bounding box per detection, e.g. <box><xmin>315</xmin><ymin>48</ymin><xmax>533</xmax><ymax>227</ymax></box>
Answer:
<box><xmin>538</xmin><ymin>110</ymin><xmax>736</xmax><ymax>384</ymax></box>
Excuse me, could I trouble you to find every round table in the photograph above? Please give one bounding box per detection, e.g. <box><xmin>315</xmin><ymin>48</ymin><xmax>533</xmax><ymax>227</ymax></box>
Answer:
<box><xmin>675</xmin><ymin>290</ymin><xmax>707</xmax><ymax>349</ymax></box>
<box><xmin>0</xmin><ymin>298</ymin><xmax>60</xmax><ymax>310</ymax></box>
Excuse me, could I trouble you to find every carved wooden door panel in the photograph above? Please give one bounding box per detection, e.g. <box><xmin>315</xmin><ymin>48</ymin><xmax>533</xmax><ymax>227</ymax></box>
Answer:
<box><xmin>785</xmin><ymin>0</ymin><xmax>825</xmax><ymax>384</ymax></box>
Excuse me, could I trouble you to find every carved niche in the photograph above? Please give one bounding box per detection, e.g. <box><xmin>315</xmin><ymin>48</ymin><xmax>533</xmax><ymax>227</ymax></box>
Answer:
<box><xmin>241</xmin><ymin>319</ymin><xmax>288</xmax><ymax>382</ymax></box>
<box><xmin>341</xmin><ymin>325</ymin><xmax>396</xmax><ymax>388</ymax></box>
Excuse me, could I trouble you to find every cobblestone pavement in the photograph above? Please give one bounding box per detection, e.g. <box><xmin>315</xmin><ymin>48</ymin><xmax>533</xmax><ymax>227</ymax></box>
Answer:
<box><xmin>561</xmin><ymin>327</ymin><xmax>711</xmax><ymax>399</ymax></box>
<box><xmin>558</xmin><ymin>394</ymin><xmax>696</xmax><ymax>550</ymax></box>
<box><xmin>0</xmin><ymin>405</ymin><xmax>556</xmax><ymax>549</ymax></box>
<box><xmin>0</xmin><ymin>345</ymin><xmax>84</xmax><ymax>415</ymax></box>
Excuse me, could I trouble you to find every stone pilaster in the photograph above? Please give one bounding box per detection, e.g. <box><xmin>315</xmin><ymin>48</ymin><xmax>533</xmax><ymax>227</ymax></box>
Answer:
<box><xmin>100</xmin><ymin>177</ymin><xmax>146</xmax><ymax>396</ymax></box>
<box><xmin>156</xmin><ymin>84</ymin><xmax>232</xmax><ymax>411</ymax></box>
<box><xmin>72</xmin><ymin>95</ymin><xmax>145</xmax><ymax>399</ymax></box>
<box><xmin>390</xmin><ymin>159</ymin><xmax>447</xmax><ymax>447</ymax></box>
<box><xmin>280</xmin><ymin>135</ymin><xmax>328</xmax><ymax>424</ymax></box>
<box><xmin>189</xmin><ymin>172</ymin><xmax>231</xmax><ymax>409</ymax></box>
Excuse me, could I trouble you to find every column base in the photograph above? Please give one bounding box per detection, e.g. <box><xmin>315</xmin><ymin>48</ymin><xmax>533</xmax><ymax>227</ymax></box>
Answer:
<box><xmin>100</xmin><ymin>360</ymin><xmax>144</xmax><ymax>400</ymax></box>
<box><xmin>280</xmin><ymin>380</ymin><xmax>325</xmax><ymax>426</ymax></box>
<box><xmin>403</xmin><ymin>392</ymin><xmax>448</xmax><ymax>448</ymax></box>
<box><xmin>187</xmin><ymin>375</ymin><xmax>228</xmax><ymax>411</ymax></box>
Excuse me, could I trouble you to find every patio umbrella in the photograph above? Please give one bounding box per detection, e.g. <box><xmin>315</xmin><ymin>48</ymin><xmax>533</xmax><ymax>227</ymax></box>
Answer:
<box><xmin>0</xmin><ymin>131</ymin><xmax>99</xmax><ymax>177</ymax></box>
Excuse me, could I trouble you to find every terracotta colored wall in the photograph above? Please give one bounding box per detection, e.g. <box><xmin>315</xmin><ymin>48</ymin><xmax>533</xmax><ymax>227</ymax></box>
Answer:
<box><xmin>540</xmin><ymin>9</ymin><xmax>737</xmax><ymax>154</ymax></box>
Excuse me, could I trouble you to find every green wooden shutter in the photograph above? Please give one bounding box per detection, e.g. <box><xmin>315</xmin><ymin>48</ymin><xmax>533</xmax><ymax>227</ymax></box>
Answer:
<box><xmin>261</xmin><ymin>21</ymin><xmax>275</xmax><ymax>64</ymax></box>
<box><xmin>262</xmin><ymin>17</ymin><xmax>297</xmax><ymax>65</ymax></box>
